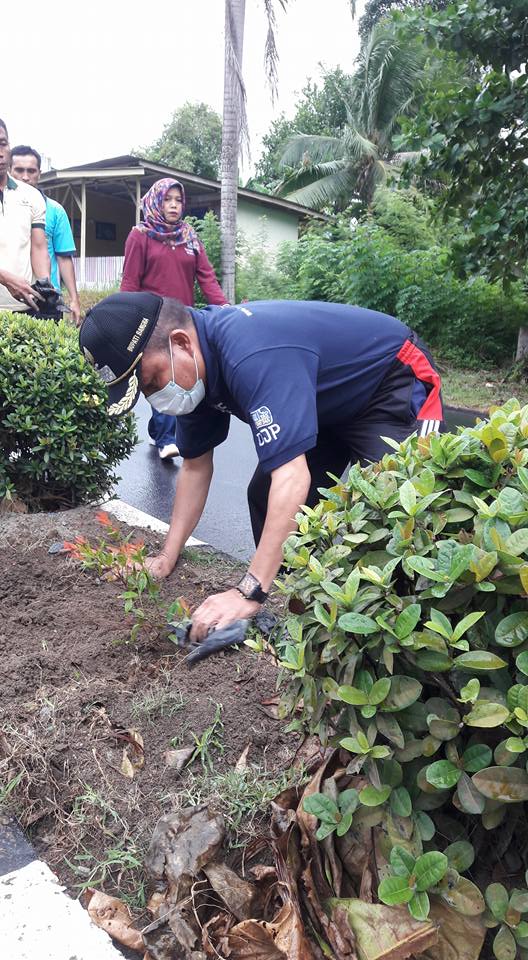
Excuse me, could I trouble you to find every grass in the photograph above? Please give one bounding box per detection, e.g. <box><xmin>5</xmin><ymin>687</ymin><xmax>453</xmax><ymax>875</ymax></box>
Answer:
<box><xmin>131</xmin><ymin>673</ymin><xmax>186</xmax><ymax>723</ymax></box>
<box><xmin>169</xmin><ymin>763</ymin><xmax>308</xmax><ymax>846</ymax></box>
<box><xmin>188</xmin><ymin>701</ymin><xmax>225</xmax><ymax>772</ymax></box>
<box><xmin>65</xmin><ymin>786</ymin><xmax>146</xmax><ymax>907</ymax></box>
<box><xmin>440</xmin><ymin>361</ymin><xmax>528</xmax><ymax>413</ymax></box>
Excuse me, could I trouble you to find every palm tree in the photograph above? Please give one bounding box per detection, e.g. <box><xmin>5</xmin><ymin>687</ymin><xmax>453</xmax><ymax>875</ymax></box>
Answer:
<box><xmin>220</xmin><ymin>1</ymin><xmax>357</xmax><ymax>300</ymax></box>
<box><xmin>276</xmin><ymin>24</ymin><xmax>425</xmax><ymax>211</ymax></box>
<box><xmin>220</xmin><ymin>0</ymin><xmax>286</xmax><ymax>303</ymax></box>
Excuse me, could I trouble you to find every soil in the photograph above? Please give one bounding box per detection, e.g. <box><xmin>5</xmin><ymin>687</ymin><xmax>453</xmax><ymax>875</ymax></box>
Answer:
<box><xmin>0</xmin><ymin>507</ymin><xmax>298</xmax><ymax>908</ymax></box>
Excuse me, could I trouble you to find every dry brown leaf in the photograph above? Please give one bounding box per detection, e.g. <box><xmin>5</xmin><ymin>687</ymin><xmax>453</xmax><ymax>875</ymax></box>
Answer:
<box><xmin>235</xmin><ymin>743</ymin><xmax>251</xmax><ymax>771</ymax></box>
<box><xmin>0</xmin><ymin>495</ymin><xmax>27</xmax><ymax>514</ymax></box>
<box><xmin>120</xmin><ymin>748</ymin><xmax>135</xmax><ymax>779</ymax></box>
<box><xmin>204</xmin><ymin>860</ymin><xmax>257</xmax><ymax>921</ymax></box>
<box><xmin>85</xmin><ymin>888</ymin><xmax>143</xmax><ymax>951</ymax></box>
<box><xmin>164</xmin><ymin>746</ymin><xmax>193</xmax><ymax>771</ymax></box>
<box><xmin>147</xmin><ymin>890</ymin><xmax>167</xmax><ymax>917</ymax></box>
<box><xmin>421</xmin><ymin>900</ymin><xmax>486</xmax><ymax>960</ymax></box>
<box><xmin>292</xmin><ymin>735</ymin><xmax>331</xmax><ymax>774</ymax></box>
<box><xmin>128</xmin><ymin>728</ymin><xmax>145</xmax><ymax>769</ymax></box>
<box><xmin>328</xmin><ymin>899</ymin><xmax>438</xmax><ymax>960</ymax></box>
<box><xmin>228</xmin><ymin>901</ymin><xmax>317</xmax><ymax>959</ymax></box>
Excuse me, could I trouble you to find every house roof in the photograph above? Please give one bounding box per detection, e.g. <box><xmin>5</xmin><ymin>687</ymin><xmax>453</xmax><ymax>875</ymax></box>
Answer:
<box><xmin>40</xmin><ymin>154</ymin><xmax>326</xmax><ymax>220</ymax></box>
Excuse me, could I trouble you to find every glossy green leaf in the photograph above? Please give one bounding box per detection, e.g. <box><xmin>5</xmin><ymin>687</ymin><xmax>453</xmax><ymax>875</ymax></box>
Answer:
<box><xmin>452</xmin><ymin>611</ymin><xmax>486</xmax><ymax>642</ymax></box>
<box><xmin>339</xmin><ymin>789</ymin><xmax>360</xmax><ymax>816</ymax></box>
<box><xmin>516</xmin><ymin>652</ymin><xmax>528</xmax><ymax>677</ymax></box>
<box><xmin>415</xmin><ymin>811</ymin><xmax>435</xmax><ymax>841</ymax></box>
<box><xmin>369</xmin><ymin>677</ymin><xmax>392</xmax><ymax>705</ymax></box>
<box><xmin>464</xmin><ymin>702</ymin><xmax>510</xmax><ymax>728</ymax></box>
<box><xmin>495</xmin><ymin>613</ymin><xmax>528</xmax><ymax>648</ymax></box>
<box><xmin>409</xmin><ymin>890</ymin><xmax>430</xmax><ymax>920</ymax></box>
<box><xmin>425</xmin><ymin>759</ymin><xmax>461</xmax><ymax>789</ymax></box>
<box><xmin>338</xmin><ymin>612</ymin><xmax>379</xmax><ymax>635</ymax></box>
<box><xmin>303</xmin><ymin>793</ymin><xmax>339</xmax><ymax>823</ymax></box>
<box><xmin>378</xmin><ymin>874</ymin><xmax>414</xmax><ymax>906</ymax></box>
<box><xmin>414</xmin><ymin>851</ymin><xmax>448</xmax><ymax>891</ymax></box>
<box><xmin>444</xmin><ymin>840</ymin><xmax>475</xmax><ymax>872</ymax></box>
<box><xmin>462</xmin><ymin>743</ymin><xmax>493</xmax><ymax>772</ymax></box>
<box><xmin>395</xmin><ymin>604</ymin><xmax>421</xmax><ymax>639</ymax></box>
<box><xmin>390</xmin><ymin>845</ymin><xmax>416</xmax><ymax>877</ymax></box>
<box><xmin>359</xmin><ymin>784</ymin><xmax>392</xmax><ymax>806</ymax></box>
<box><xmin>454</xmin><ymin>651</ymin><xmax>507</xmax><ymax>671</ymax></box>
<box><xmin>390</xmin><ymin>786</ymin><xmax>413</xmax><ymax>818</ymax></box>
<box><xmin>337</xmin><ymin>685</ymin><xmax>368</xmax><ymax>706</ymax></box>
<box><xmin>381</xmin><ymin>676</ymin><xmax>422</xmax><ymax>712</ymax></box>
<box><xmin>400</xmin><ymin>480</ymin><xmax>417</xmax><ymax>515</ymax></box>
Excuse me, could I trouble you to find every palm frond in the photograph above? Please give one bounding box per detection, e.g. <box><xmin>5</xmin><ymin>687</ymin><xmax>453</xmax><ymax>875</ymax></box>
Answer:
<box><xmin>262</xmin><ymin>0</ymin><xmax>285</xmax><ymax>102</ymax></box>
<box><xmin>276</xmin><ymin>159</ymin><xmax>350</xmax><ymax>195</ymax></box>
<box><xmin>282</xmin><ymin>165</ymin><xmax>360</xmax><ymax>209</ymax></box>
<box><xmin>279</xmin><ymin>134</ymin><xmax>345</xmax><ymax>168</ymax></box>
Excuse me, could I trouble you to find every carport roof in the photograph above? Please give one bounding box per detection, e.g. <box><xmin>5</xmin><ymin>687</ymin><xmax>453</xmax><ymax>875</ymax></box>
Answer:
<box><xmin>40</xmin><ymin>154</ymin><xmax>326</xmax><ymax>220</ymax></box>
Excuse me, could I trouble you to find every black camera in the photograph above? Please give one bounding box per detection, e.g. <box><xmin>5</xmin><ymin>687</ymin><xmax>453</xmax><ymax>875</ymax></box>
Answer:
<box><xmin>31</xmin><ymin>279</ymin><xmax>70</xmax><ymax>320</ymax></box>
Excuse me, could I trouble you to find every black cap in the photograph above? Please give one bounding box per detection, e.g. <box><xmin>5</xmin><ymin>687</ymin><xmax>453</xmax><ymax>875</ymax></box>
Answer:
<box><xmin>79</xmin><ymin>292</ymin><xmax>163</xmax><ymax>415</ymax></box>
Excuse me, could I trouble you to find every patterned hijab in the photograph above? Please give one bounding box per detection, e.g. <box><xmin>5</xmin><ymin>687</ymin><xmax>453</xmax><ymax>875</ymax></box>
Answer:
<box><xmin>135</xmin><ymin>177</ymin><xmax>201</xmax><ymax>252</ymax></box>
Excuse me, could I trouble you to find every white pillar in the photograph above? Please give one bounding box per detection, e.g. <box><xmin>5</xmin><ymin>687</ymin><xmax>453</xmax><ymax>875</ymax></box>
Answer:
<box><xmin>80</xmin><ymin>181</ymin><xmax>87</xmax><ymax>287</ymax></box>
<box><xmin>135</xmin><ymin>177</ymin><xmax>141</xmax><ymax>225</ymax></box>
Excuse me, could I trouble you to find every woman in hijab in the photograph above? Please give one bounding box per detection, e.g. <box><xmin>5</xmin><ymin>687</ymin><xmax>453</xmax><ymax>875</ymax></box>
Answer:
<box><xmin>121</xmin><ymin>177</ymin><xmax>227</xmax><ymax>459</ymax></box>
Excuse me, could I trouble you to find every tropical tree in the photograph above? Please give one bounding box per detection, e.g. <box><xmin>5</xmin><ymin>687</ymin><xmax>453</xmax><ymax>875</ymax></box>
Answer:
<box><xmin>138</xmin><ymin>102</ymin><xmax>222</xmax><ymax>179</ymax></box>
<box><xmin>397</xmin><ymin>0</ymin><xmax>528</xmax><ymax>359</ymax></box>
<box><xmin>358</xmin><ymin>0</ymin><xmax>448</xmax><ymax>44</ymax></box>
<box><xmin>220</xmin><ymin>0</ymin><xmax>286</xmax><ymax>303</ymax></box>
<box><xmin>253</xmin><ymin>67</ymin><xmax>352</xmax><ymax>191</ymax></box>
<box><xmin>276</xmin><ymin>23</ymin><xmax>425</xmax><ymax>210</ymax></box>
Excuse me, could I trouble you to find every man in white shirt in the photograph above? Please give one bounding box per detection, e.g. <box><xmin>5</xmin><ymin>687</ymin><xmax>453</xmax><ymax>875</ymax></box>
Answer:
<box><xmin>0</xmin><ymin>118</ymin><xmax>50</xmax><ymax>312</ymax></box>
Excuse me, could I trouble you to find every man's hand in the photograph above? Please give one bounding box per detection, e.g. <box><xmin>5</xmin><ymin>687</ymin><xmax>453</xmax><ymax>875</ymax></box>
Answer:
<box><xmin>145</xmin><ymin>554</ymin><xmax>176</xmax><ymax>579</ymax></box>
<box><xmin>0</xmin><ymin>270</ymin><xmax>44</xmax><ymax>309</ymax></box>
<box><xmin>70</xmin><ymin>298</ymin><xmax>82</xmax><ymax>326</ymax></box>
<box><xmin>190</xmin><ymin>588</ymin><xmax>261</xmax><ymax>642</ymax></box>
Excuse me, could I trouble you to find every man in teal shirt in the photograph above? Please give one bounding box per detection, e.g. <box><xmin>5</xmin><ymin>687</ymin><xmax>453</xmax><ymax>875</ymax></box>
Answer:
<box><xmin>11</xmin><ymin>145</ymin><xmax>81</xmax><ymax>323</ymax></box>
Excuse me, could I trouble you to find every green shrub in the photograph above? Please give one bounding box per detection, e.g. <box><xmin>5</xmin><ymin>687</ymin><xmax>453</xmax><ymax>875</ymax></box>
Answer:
<box><xmin>342</xmin><ymin>223</ymin><xmax>525</xmax><ymax>365</ymax></box>
<box><xmin>235</xmin><ymin>226</ymin><xmax>292</xmax><ymax>302</ymax></box>
<box><xmin>274</xmin><ymin>399</ymin><xmax>528</xmax><ymax>944</ymax></box>
<box><xmin>0</xmin><ymin>311</ymin><xmax>137</xmax><ymax>510</ymax></box>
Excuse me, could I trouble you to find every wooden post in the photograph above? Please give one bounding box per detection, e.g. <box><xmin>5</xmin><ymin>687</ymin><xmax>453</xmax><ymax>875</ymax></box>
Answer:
<box><xmin>135</xmin><ymin>177</ymin><xmax>141</xmax><ymax>225</ymax></box>
<box><xmin>80</xmin><ymin>181</ymin><xmax>87</xmax><ymax>287</ymax></box>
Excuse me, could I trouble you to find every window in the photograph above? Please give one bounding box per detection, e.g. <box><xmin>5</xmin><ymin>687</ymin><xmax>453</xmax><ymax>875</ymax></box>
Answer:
<box><xmin>95</xmin><ymin>221</ymin><xmax>117</xmax><ymax>242</ymax></box>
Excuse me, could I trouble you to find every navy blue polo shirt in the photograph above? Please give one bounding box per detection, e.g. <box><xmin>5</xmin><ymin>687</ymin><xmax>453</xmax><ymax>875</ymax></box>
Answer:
<box><xmin>175</xmin><ymin>300</ymin><xmax>410</xmax><ymax>473</ymax></box>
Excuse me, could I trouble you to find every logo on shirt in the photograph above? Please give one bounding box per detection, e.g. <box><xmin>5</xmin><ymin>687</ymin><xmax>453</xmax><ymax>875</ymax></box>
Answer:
<box><xmin>251</xmin><ymin>406</ymin><xmax>281</xmax><ymax>446</ymax></box>
<box><xmin>250</xmin><ymin>406</ymin><xmax>273</xmax><ymax>429</ymax></box>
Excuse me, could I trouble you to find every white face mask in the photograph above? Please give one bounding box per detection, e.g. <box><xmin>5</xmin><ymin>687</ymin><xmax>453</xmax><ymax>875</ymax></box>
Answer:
<box><xmin>148</xmin><ymin>339</ymin><xmax>205</xmax><ymax>416</ymax></box>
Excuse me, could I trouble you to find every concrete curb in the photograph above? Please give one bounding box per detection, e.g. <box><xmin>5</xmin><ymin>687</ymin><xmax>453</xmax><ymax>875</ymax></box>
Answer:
<box><xmin>1</xmin><ymin>497</ymin><xmax>210</xmax><ymax>958</ymax></box>
<box><xmin>104</xmin><ymin>496</ymin><xmax>205</xmax><ymax>545</ymax></box>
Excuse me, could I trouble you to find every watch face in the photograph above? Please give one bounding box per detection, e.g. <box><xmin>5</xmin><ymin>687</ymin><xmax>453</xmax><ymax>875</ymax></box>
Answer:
<box><xmin>238</xmin><ymin>573</ymin><xmax>259</xmax><ymax>599</ymax></box>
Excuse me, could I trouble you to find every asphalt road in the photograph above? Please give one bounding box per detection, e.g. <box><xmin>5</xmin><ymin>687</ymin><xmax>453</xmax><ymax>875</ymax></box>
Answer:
<box><xmin>114</xmin><ymin>399</ymin><xmax>477</xmax><ymax>562</ymax></box>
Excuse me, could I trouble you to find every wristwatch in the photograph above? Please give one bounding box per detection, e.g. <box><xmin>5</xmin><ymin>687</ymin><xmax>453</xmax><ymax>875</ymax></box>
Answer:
<box><xmin>235</xmin><ymin>572</ymin><xmax>269</xmax><ymax>604</ymax></box>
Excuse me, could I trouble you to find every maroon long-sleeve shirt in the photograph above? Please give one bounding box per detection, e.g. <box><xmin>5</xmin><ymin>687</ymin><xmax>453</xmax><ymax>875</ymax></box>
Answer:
<box><xmin>120</xmin><ymin>228</ymin><xmax>227</xmax><ymax>305</ymax></box>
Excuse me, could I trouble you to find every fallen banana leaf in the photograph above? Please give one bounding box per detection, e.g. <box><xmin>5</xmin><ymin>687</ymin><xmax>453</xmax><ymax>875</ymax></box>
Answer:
<box><xmin>84</xmin><ymin>887</ymin><xmax>143</xmax><ymax>952</ymax></box>
<box><xmin>327</xmin><ymin>899</ymin><xmax>438</xmax><ymax>960</ymax></box>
